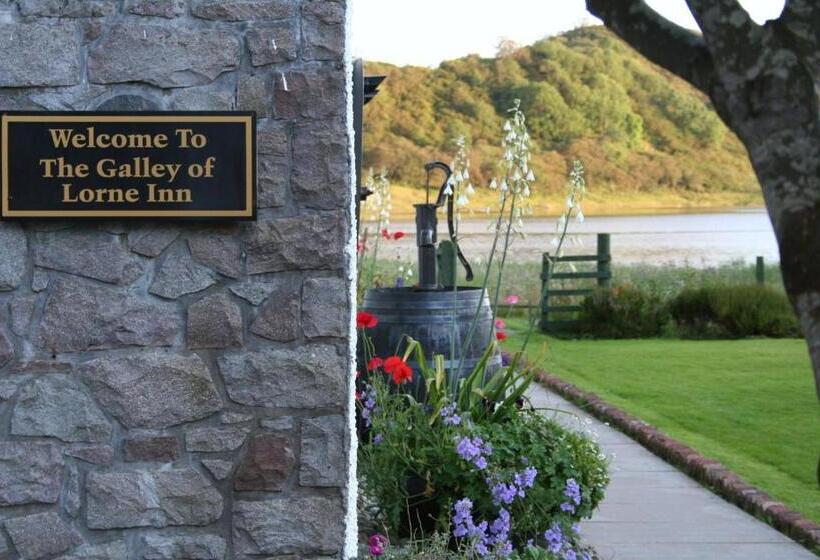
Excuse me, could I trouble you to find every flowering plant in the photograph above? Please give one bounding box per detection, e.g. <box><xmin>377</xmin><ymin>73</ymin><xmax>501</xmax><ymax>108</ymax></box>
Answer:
<box><xmin>358</xmin><ymin>363</ymin><xmax>608</xmax><ymax>556</ymax></box>
<box><xmin>357</xmin><ymin>103</ymin><xmax>607</xmax><ymax>558</ymax></box>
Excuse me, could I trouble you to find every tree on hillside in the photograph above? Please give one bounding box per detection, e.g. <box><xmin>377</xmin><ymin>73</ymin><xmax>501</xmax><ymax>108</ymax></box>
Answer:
<box><xmin>586</xmin><ymin>0</ymin><xmax>820</xmax><ymax>400</ymax></box>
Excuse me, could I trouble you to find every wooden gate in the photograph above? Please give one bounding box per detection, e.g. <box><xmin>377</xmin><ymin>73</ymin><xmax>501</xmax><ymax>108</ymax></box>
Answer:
<box><xmin>540</xmin><ymin>233</ymin><xmax>612</xmax><ymax>333</ymax></box>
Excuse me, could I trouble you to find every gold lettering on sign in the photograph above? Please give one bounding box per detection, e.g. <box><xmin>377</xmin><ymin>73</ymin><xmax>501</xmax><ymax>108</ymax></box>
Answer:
<box><xmin>49</xmin><ymin>127</ymin><xmax>170</xmax><ymax>149</ymax></box>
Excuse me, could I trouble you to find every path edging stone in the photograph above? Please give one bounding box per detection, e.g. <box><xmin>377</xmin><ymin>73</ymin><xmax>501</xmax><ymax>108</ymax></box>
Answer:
<box><xmin>535</xmin><ymin>371</ymin><xmax>820</xmax><ymax>555</ymax></box>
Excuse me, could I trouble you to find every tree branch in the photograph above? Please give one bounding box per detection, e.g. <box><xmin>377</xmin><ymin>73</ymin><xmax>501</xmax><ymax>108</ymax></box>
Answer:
<box><xmin>585</xmin><ymin>0</ymin><xmax>715</xmax><ymax>94</ymax></box>
<box><xmin>685</xmin><ymin>0</ymin><xmax>764</xmax><ymax>79</ymax></box>
<box><xmin>778</xmin><ymin>0</ymin><xmax>820</xmax><ymax>74</ymax></box>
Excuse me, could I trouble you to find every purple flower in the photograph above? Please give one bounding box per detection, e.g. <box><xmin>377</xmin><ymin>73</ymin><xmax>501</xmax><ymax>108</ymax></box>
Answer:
<box><xmin>491</xmin><ymin>482</ymin><xmax>518</xmax><ymax>506</ymax></box>
<box><xmin>572</xmin><ymin>523</ymin><xmax>581</xmax><ymax>534</ymax></box>
<box><xmin>441</xmin><ymin>403</ymin><xmax>462</xmax><ymax>426</ymax></box>
<box><xmin>373</xmin><ymin>433</ymin><xmax>383</xmax><ymax>445</ymax></box>
<box><xmin>563</xmin><ymin>550</ymin><xmax>577</xmax><ymax>560</ymax></box>
<box><xmin>560</xmin><ymin>502</ymin><xmax>576</xmax><ymax>513</ymax></box>
<box><xmin>456</xmin><ymin>436</ymin><xmax>491</xmax><ymax>470</ymax></box>
<box><xmin>360</xmin><ymin>385</ymin><xmax>378</xmax><ymax>428</ymax></box>
<box><xmin>515</xmin><ymin>466</ymin><xmax>537</xmax><ymax>489</ymax></box>
<box><xmin>544</xmin><ymin>523</ymin><xmax>564</xmax><ymax>554</ymax></box>
<box><xmin>456</xmin><ymin>437</ymin><xmax>481</xmax><ymax>461</ymax></box>
<box><xmin>565</xmin><ymin>478</ymin><xmax>582</xmax><ymax>506</ymax></box>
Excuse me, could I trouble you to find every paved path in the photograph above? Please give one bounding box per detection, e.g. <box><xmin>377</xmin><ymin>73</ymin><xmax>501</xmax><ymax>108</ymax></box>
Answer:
<box><xmin>528</xmin><ymin>383</ymin><xmax>818</xmax><ymax>560</ymax></box>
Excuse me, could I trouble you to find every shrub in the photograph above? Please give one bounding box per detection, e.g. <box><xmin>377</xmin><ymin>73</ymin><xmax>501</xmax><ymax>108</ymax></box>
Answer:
<box><xmin>670</xmin><ymin>284</ymin><xmax>800</xmax><ymax>338</ymax></box>
<box><xmin>578</xmin><ymin>285</ymin><xmax>671</xmax><ymax>338</ymax></box>
<box><xmin>358</xmin><ymin>375</ymin><xmax>609</xmax><ymax>554</ymax></box>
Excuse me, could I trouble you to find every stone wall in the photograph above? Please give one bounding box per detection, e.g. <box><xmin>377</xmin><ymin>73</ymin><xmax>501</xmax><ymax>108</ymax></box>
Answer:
<box><xmin>0</xmin><ymin>1</ymin><xmax>354</xmax><ymax>558</ymax></box>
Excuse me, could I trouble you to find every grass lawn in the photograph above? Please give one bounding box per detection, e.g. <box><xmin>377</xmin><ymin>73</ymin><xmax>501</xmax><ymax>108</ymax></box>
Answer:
<box><xmin>506</xmin><ymin>323</ymin><xmax>820</xmax><ymax>523</ymax></box>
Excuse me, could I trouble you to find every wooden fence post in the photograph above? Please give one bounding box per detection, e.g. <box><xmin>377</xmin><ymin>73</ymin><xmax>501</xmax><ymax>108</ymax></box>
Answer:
<box><xmin>597</xmin><ymin>233</ymin><xmax>611</xmax><ymax>289</ymax></box>
<box><xmin>756</xmin><ymin>256</ymin><xmax>765</xmax><ymax>285</ymax></box>
<box><xmin>540</xmin><ymin>252</ymin><xmax>552</xmax><ymax>331</ymax></box>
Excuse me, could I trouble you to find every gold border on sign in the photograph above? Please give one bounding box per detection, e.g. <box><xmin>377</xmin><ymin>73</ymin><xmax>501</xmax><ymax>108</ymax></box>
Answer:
<box><xmin>1</xmin><ymin>114</ymin><xmax>254</xmax><ymax>218</ymax></box>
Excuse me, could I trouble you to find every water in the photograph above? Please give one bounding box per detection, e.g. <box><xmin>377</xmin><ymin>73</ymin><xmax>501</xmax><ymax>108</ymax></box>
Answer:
<box><xmin>368</xmin><ymin>209</ymin><xmax>780</xmax><ymax>267</ymax></box>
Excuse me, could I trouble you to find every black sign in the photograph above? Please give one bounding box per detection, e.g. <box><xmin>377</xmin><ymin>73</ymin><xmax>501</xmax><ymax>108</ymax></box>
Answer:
<box><xmin>1</xmin><ymin>112</ymin><xmax>256</xmax><ymax>219</ymax></box>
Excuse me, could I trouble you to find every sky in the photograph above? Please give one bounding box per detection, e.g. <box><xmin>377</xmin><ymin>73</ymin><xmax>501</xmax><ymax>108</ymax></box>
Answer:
<box><xmin>351</xmin><ymin>0</ymin><xmax>786</xmax><ymax>67</ymax></box>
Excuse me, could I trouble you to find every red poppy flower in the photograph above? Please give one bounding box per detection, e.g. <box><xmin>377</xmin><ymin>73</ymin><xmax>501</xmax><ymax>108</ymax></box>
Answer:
<box><xmin>391</xmin><ymin>362</ymin><xmax>413</xmax><ymax>385</ymax></box>
<box><xmin>367</xmin><ymin>357</ymin><xmax>384</xmax><ymax>371</ymax></box>
<box><xmin>496</xmin><ymin>331</ymin><xmax>508</xmax><ymax>341</ymax></box>
<box><xmin>392</xmin><ymin>231</ymin><xmax>406</xmax><ymax>240</ymax></box>
<box><xmin>357</xmin><ymin>240</ymin><xmax>366</xmax><ymax>253</ymax></box>
<box><xmin>384</xmin><ymin>355</ymin><xmax>413</xmax><ymax>385</ymax></box>
<box><xmin>356</xmin><ymin>311</ymin><xmax>379</xmax><ymax>329</ymax></box>
<box><xmin>381</xmin><ymin>228</ymin><xmax>390</xmax><ymax>239</ymax></box>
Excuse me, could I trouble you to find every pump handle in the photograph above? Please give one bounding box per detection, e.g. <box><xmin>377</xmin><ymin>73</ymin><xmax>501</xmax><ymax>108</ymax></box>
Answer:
<box><xmin>424</xmin><ymin>161</ymin><xmax>474</xmax><ymax>282</ymax></box>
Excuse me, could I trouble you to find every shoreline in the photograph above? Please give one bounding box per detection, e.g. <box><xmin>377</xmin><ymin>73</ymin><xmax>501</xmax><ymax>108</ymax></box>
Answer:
<box><xmin>377</xmin><ymin>184</ymin><xmax>766</xmax><ymax>220</ymax></box>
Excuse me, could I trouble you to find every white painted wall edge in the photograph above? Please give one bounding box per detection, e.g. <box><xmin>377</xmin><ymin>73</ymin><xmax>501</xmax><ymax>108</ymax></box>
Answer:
<box><xmin>343</xmin><ymin>0</ymin><xmax>360</xmax><ymax>556</ymax></box>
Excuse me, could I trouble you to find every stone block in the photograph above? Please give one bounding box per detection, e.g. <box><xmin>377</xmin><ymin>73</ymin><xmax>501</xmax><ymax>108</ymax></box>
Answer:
<box><xmin>87</xmin><ymin>468</ymin><xmax>223</xmax><ymax>529</ymax></box>
<box><xmin>123</xmin><ymin>435</ymin><xmax>181</xmax><ymax>462</ymax></box>
<box><xmin>233</xmin><ymin>496</ymin><xmax>343</xmax><ymax>556</ymax></box>
<box><xmin>257</xmin><ymin>155</ymin><xmax>290</xmax><ymax>208</ymax></box>
<box><xmin>33</xmin><ymin>229</ymin><xmax>143</xmax><ymax>285</ymax></box>
<box><xmin>257</xmin><ymin>119</ymin><xmax>289</xmax><ymax>157</ymax></box>
<box><xmin>89</xmin><ymin>24</ymin><xmax>240</xmax><ymax>88</ymax></box>
<box><xmin>37</xmin><ymin>277</ymin><xmax>180</xmax><ymax>352</ymax></box>
<box><xmin>192</xmin><ymin>0</ymin><xmax>296</xmax><ymax>21</ymax></box>
<box><xmin>0</xmin><ymin>223</ymin><xmax>27</xmax><ymax>291</ymax></box>
<box><xmin>10</xmin><ymin>293</ymin><xmax>37</xmax><ymax>336</ymax></box>
<box><xmin>186</xmin><ymin>426</ymin><xmax>251</xmax><ymax>452</ymax></box>
<box><xmin>302</xmin><ymin>1</ymin><xmax>344</xmax><ymax>61</ymax></box>
<box><xmin>188</xmin><ymin>292</ymin><xmax>243</xmax><ymax>349</ymax></box>
<box><xmin>0</xmin><ymin>376</ymin><xmax>31</xmax><ymax>401</ymax></box>
<box><xmin>201</xmin><ymin>459</ymin><xmax>234</xmax><ymax>481</ymax></box>
<box><xmin>5</xmin><ymin>512</ymin><xmax>82</xmax><ymax>560</ymax></box>
<box><xmin>143</xmin><ymin>533</ymin><xmax>227</xmax><ymax>560</ymax></box>
<box><xmin>18</xmin><ymin>0</ymin><xmax>115</xmax><ymax>17</ymax></box>
<box><xmin>302</xmin><ymin>276</ymin><xmax>348</xmax><ymax>338</ymax></box>
<box><xmin>250</xmin><ymin>277</ymin><xmax>300</xmax><ymax>342</ymax></box>
<box><xmin>0</xmin><ymin>22</ymin><xmax>80</xmax><ymax>86</ymax></box>
<box><xmin>237</xmin><ymin>73</ymin><xmax>271</xmax><ymax>116</ymax></box>
<box><xmin>79</xmin><ymin>351</ymin><xmax>222</xmax><ymax>429</ymax></box>
<box><xmin>274</xmin><ymin>67</ymin><xmax>344</xmax><ymax>119</ymax></box>
<box><xmin>128</xmin><ymin>226</ymin><xmax>180</xmax><ymax>257</ymax></box>
<box><xmin>11</xmin><ymin>375</ymin><xmax>113</xmax><ymax>443</ymax></box>
<box><xmin>65</xmin><ymin>445</ymin><xmax>115</xmax><ymax>467</ymax></box>
<box><xmin>172</xmin><ymin>86</ymin><xmax>235</xmax><ymax>111</ymax></box>
<box><xmin>0</xmin><ymin>328</ymin><xmax>12</xmax><ymax>368</ymax></box>
<box><xmin>188</xmin><ymin>234</ymin><xmax>242</xmax><ymax>278</ymax></box>
<box><xmin>300</xmin><ymin>415</ymin><xmax>346</xmax><ymax>487</ymax></box>
<box><xmin>247</xmin><ymin>22</ymin><xmax>299</xmax><ymax>66</ymax></box>
<box><xmin>234</xmin><ymin>433</ymin><xmax>294</xmax><ymax>491</ymax></box>
<box><xmin>128</xmin><ymin>0</ymin><xmax>185</xmax><ymax>18</ymax></box>
<box><xmin>245</xmin><ymin>213</ymin><xmax>346</xmax><ymax>274</ymax></box>
<box><xmin>291</xmin><ymin>121</ymin><xmax>349</xmax><ymax>209</ymax></box>
<box><xmin>54</xmin><ymin>541</ymin><xmax>128</xmax><ymax>560</ymax></box>
<box><xmin>150</xmin><ymin>246</ymin><xmax>216</xmax><ymax>299</ymax></box>
<box><xmin>219</xmin><ymin>344</ymin><xmax>345</xmax><ymax>408</ymax></box>
<box><xmin>0</xmin><ymin>442</ymin><xmax>63</xmax><ymax>506</ymax></box>
<box><xmin>230</xmin><ymin>278</ymin><xmax>283</xmax><ymax>306</ymax></box>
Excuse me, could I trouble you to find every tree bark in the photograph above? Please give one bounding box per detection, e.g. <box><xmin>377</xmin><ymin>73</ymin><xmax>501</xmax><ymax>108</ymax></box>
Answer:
<box><xmin>587</xmin><ymin>0</ymin><xmax>820</xmax><ymax>400</ymax></box>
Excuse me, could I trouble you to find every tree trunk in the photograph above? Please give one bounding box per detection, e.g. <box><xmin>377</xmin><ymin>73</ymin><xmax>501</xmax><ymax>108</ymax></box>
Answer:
<box><xmin>586</xmin><ymin>0</ymin><xmax>820</xmax><ymax>400</ymax></box>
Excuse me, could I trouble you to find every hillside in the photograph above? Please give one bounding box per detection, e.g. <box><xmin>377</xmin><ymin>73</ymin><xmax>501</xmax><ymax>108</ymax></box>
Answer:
<box><xmin>363</xmin><ymin>26</ymin><xmax>762</xmax><ymax>215</ymax></box>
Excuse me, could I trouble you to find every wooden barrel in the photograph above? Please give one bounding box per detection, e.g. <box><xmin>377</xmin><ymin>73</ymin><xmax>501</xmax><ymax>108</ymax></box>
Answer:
<box><xmin>360</xmin><ymin>287</ymin><xmax>501</xmax><ymax>393</ymax></box>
